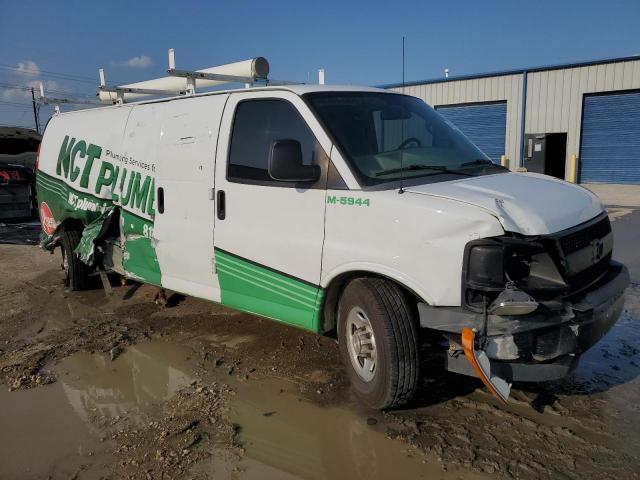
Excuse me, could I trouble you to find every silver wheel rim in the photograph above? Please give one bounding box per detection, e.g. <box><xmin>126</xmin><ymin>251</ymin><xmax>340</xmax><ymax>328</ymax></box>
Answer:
<box><xmin>346</xmin><ymin>307</ymin><xmax>377</xmax><ymax>382</ymax></box>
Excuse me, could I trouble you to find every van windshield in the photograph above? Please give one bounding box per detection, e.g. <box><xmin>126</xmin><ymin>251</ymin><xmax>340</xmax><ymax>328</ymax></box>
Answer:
<box><xmin>305</xmin><ymin>92</ymin><xmax>507</xmax><ymax>186</ymax></box>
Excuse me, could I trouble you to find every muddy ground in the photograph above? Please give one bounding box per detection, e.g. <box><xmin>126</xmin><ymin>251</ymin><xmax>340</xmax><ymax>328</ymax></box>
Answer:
<box><xmin>0</xmin><ymin>211</ymin><xmax>639</xmax><ymax>480</ymax></box>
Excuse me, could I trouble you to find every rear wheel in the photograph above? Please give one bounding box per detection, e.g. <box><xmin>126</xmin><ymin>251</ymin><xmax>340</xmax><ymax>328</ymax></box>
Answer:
<box><xmin>60</xmin><ymin>230</ymin><xmax>92</xmax><ymax>291</ymax></box>
<box><xmin>338</xmin><ymin>277</ymin><xmax>420</xmax><ymax>409</ymax></box>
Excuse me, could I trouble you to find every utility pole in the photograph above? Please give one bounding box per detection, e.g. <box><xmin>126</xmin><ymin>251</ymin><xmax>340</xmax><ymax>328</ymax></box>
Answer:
<box><xmin>31</xmin><ymin>87</ymin><xmax>40</xmax><ymax>133</ymax></box>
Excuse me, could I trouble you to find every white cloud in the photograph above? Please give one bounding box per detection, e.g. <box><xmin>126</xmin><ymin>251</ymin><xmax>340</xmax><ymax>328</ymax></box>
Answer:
<box><xmin>15</xmin><ymin>60</ymin><xmax>40</xmax><ymax>77</ymax></box>
<box><xmin>114</xmin><ymin>55</ymin><xmax>153</xmax><ymax>69</ymax></box>
<box><xmin>0</xmin><ymin>59</ymin><xmax>60</xmax><ymax>101</ymax></box>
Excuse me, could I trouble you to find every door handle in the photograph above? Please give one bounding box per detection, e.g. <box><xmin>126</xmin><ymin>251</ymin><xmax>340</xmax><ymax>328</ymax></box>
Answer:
<box><xmin>216</xmin><ymin>190</ymin><xmax>225</xmax><ymax>220</ymax></box>
<box><xmin>157</xmin><ymin>187</ymin><xmax>165</xmax><ymax>214</ymax></box>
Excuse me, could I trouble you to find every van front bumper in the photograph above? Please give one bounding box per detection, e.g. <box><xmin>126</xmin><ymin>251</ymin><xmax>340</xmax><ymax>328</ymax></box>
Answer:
<box><xmin>418</xmin><ymin>261</ymin><xmax>629</xmax><ymax>382</ymax></box>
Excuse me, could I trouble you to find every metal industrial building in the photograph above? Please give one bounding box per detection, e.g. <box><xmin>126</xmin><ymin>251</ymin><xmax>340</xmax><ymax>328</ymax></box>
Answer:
<box><xmin>382</xmin><ymin>55</ymin><xmax>640</xmax><ymax>184</ymax></box>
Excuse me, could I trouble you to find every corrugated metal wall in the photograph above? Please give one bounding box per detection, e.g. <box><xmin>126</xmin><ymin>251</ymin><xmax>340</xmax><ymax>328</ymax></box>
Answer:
<box><xmin>526</xmin><ymin>60</ymin><xmax>640</xmax><ymax>179</ymax></box>
<box><xmin>391</xmin><ymin>74</ymin><xmax>522</xmax><ymax>165</ymax></box>
<box><xmin>390</xmin><ymin>58</ymin><xmax>640</xmax><ymax>181</ymax></box>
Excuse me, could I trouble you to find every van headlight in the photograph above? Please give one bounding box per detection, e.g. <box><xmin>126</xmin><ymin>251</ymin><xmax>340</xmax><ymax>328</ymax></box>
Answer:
<box><xmin>462</xmin><ymin>237</ymin><xmax>567</xmax><ymax>311</ymax></box>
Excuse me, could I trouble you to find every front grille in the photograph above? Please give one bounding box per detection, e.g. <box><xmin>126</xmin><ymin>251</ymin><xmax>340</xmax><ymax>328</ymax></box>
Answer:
<box><xmin>555</xmin><ymin>214</ymin><xmax>612</xmax><ymax>294</ymax></box>
<box><xmin>566</xmin><ymin>253</ymin><xmax>611</xmax><ymax>293</ymax></box>
<box><xmin>558</xmin><ymin>215</ymin><xmax>611</xmax><ymax>255</ymax></box>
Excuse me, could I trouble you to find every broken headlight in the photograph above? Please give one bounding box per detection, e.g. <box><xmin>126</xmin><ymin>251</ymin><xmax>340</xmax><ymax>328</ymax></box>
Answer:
<box><xmin>462</xmin><ymin>237</ymin><xmax>567</xmax><ymax>311</ymax></box>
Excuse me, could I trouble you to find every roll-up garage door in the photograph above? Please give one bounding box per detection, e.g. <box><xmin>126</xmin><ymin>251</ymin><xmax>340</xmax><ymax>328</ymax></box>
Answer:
<box><xmin>580</xmin><ymin>91</ymin><xmax>640</xmax><ymax>184</ymax></box>
<box><xmin>436</xmin><ymin>102</ymin><xmax>507</xmax><ymax>164</ymax></box>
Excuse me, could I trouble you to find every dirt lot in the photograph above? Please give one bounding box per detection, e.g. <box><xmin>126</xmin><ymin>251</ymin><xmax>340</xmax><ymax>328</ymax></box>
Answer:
<box><xmin>0</xmin><ymin>212</ymin><xmax>639</xmax><ymax>480</ymax></box>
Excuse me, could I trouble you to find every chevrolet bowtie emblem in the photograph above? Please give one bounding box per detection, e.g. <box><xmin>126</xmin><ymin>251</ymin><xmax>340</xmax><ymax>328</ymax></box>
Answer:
<box><xmin>591</xmin><ymin>238</ymin><xmax>605</xmax><ymax>262</ymax></box>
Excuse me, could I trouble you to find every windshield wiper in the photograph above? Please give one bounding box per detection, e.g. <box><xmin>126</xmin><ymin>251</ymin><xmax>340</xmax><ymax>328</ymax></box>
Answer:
<box><xmin>459</xmin><ymin>159</ymin><xmax>506</xmax><ymax>169</ymax></box>
<box><xmin>375</xmin><ymin>164</ymin><xmax>474</xmax><ymax>177</ymax></box>
<box><xmin>460</xmin><ymin>159</ymin><xmax>493</xmax><ymax>167</ymax></box>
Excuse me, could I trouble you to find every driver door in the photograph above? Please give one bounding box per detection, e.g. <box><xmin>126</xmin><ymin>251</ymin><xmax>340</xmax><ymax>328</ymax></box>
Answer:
<box><xmin>212</xmin><ymin>91</ymin><xmax>330</xmax><ymax>331</ymax></box>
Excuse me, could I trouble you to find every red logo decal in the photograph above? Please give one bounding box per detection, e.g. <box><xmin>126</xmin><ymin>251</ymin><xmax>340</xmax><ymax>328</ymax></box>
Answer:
<box><xmin>40</xmin><ymin>202</ymin><xmax>57</xmax><ymax>236</ymax></box>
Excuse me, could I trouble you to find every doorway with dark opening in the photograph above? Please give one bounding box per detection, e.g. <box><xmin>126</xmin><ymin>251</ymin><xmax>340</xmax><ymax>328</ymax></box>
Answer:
<box><xmin>523</xmin><ymin>133</ymin><xmax>567</xmax><ymax>180</ymax></box>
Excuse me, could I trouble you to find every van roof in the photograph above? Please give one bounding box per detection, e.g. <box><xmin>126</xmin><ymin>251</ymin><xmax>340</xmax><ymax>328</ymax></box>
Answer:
<box><xmin>52</xmin><ymin>84</ymin><xmax>393</xmax><ymax>118</ymax></box>
<box><xmin>264</xmin><ymin>84</ymin><xmax>389</xmax><ymax>95</ymax></box>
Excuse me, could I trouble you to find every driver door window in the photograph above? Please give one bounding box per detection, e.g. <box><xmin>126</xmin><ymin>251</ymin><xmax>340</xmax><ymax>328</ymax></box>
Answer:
<box><xmin>227</xmin><ymin>99</ymin><xmax>318</xmax><ymax>186</ymax></box>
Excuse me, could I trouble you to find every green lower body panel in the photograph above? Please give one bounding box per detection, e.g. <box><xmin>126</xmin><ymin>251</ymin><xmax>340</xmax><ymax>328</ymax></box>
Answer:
<box><xmin>215</xmin><ymin>248</ymin><xmax>324</xmax><ymax>333</ymax></box>
<box><xmin>121</xmin><ymin>211</ymin><xmax>161</xmax><ymax>286</ymax></box>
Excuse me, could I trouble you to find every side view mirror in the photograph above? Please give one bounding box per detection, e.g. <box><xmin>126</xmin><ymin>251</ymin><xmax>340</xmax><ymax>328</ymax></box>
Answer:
<box><xmin>268</xmin><ymin>139</ymin><xmax>320</xmax><ymax>182</ymax></box>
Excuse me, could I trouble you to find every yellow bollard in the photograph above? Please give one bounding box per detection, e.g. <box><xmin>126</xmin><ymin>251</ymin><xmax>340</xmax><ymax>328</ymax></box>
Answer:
<box><xmin>500</xmin><ymin>155</ymin><xmax>510</xmax><ymax>169</ymax></box>
<box><xmin>568</xmin><ymin>154</ymin><xmax>579</xmax><ymax>183</ymax></box>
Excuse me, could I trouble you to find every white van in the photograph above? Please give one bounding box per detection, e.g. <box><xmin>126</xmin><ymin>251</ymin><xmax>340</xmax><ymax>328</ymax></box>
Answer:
<box><xmin>37</xmin><ymin>84</ymin><xmax>629</xmax><ymax>408</ymax></box>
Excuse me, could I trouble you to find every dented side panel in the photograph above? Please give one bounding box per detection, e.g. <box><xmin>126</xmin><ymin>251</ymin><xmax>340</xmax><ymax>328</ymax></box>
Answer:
<box><xmin>121</xmin><ymin>210</ymin><xmax>161</xmax><ymax>285</ymax></box>
<box><xmin>37</xmin><ymin>97</ymin><xmax>227</xmax><ymax>301</ymax></box>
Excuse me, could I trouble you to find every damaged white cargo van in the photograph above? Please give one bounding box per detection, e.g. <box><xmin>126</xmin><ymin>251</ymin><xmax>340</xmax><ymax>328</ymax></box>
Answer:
<box><xmin>37</xmin><ymin>85</ymin><xmax>629</xmax><ymax>408</ymax></box>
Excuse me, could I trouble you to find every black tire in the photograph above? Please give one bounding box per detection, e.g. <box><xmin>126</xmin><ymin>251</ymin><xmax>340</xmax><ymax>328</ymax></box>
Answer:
<box><xmin>337</xmin><ymin>277</ymin><xmax>420</xmax><ymax>409</ymax></box>
<box><xmin>60</xmin><ymin>230</ymin><xmax>92</xmax><ymax>291</ymax></box>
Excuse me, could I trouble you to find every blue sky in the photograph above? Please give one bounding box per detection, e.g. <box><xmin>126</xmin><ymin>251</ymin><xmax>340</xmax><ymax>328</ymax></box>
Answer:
<box><xmin>1</xmin><ymin>0</ymin><xmax>639</xmax><ymax>128</ymax></box>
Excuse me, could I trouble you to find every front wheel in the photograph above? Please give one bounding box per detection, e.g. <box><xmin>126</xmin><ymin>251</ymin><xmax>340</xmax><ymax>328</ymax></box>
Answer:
<box><xmin>338</xmin><ymin>277</ymin><xmax>420</xmax><ymax>409</ymax></box>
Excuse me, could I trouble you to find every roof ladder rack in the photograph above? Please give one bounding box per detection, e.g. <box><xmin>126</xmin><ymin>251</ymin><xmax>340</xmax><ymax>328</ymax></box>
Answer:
<box><xmin>97</xmin><ymin>49</ymin><xmax>302</xmax><ymax>104</ymax></box>
<box><xmin>166</xmin><ymin>49</ymin><xmax>299</xmax><ymax>89</ymax></box>
<box><xmin>99</xmin><ymin>68</ymin><xmax>179</xmax><ymax>105</ymax></box>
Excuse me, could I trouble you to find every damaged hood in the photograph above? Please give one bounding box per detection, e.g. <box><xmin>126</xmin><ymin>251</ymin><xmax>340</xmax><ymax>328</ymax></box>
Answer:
<box><xmin>404</xmin><ymin>172</ymin><xmax>604</xmax><ymax>235</ymax></box>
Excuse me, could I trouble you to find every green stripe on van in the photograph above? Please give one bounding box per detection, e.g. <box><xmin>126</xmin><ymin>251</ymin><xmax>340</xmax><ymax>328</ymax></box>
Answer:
<box><xmin>215</xmin><ymin>248</ymin><xmax>324</xmax><ymax>333</ymax></box>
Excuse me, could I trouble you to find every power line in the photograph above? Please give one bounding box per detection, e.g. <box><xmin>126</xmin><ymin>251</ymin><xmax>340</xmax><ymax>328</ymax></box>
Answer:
<box><xmin>0</xmin><ymin>82</ymin><xmax>96</xmax><ymax>99</ymax></box>
<box><xmin>0</xmin><ymin>83</ymin><xmax>29</xmax><ymax>91</ymax></box>
<box><xmin>0</xmin><ymin>64</ymin><xmax>99</xmax><ymax>84</ymax></box>
<box><xmin>0</xmin><ymin>99</ymin><xmax>35</xmax><ymax>107</ymax></box>
<box><xmin>0</xmin><ymin>82</ymin><xmax>94</xmax><ymax>95</ymax></box>
<box><xmin>0</xmin><ymin>63</ymin><xmax>125</xmax><ymax>85</ymax></box>
<box><xmin>0</xmin><ymin>62</ymin><xmax>97</xmax><ymax>81</ymax></box>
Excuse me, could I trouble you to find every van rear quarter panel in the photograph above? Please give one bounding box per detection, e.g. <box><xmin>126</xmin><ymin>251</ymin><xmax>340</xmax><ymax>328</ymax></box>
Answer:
<box><xmin>38</xmin><ymin>104</ymin><xmax>164</xmax><ymax>284</ymax></box>
<box><xmin>320</xmin><ymin>189</ymin><xmax>504</xmax><ymax>306</ymax></box>
<box><xmin>37</xmin><ymin>95</ymin><xmax>231</xmax><ymax>293</ymax></box>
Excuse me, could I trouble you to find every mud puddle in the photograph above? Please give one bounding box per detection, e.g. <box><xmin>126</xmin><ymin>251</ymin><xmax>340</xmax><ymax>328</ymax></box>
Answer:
<box><xmin>215</xmin><ymin>378</ymin><xmax>487</xmax><ymax>480</ymax></box>
<box><xmin>0</xmin><ymin>341</ymin><xmax>198</xmax><ymax>479</ymax></box>
<box><xmin>54</xmin><ymin>341</ymin><xmax>196</xmax><ymax>421</ymax></box>
<box><xmin>1</xmin><ymin>338</ymin><xmax>484</xmax><ymax>479</ymax></box>
<box><xmin>0</xmin><ymin>383</ymin><xmax>110</xmax><ymax>480</ymax></box>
